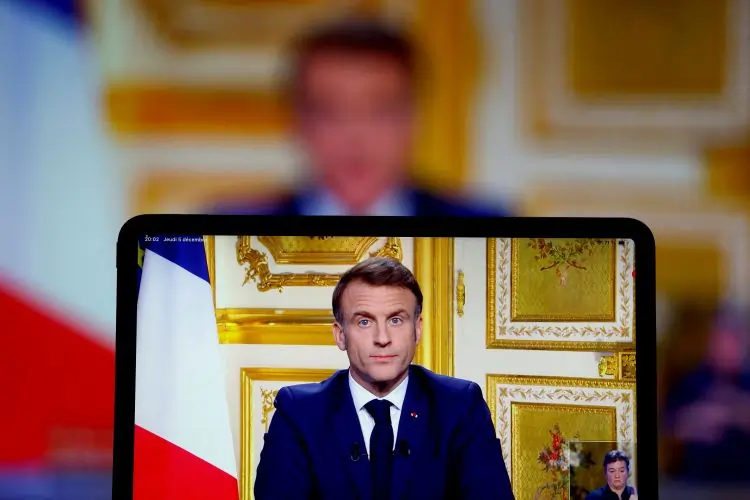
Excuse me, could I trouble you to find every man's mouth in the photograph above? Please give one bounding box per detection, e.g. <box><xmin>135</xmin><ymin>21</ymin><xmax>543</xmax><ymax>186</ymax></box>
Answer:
<box><xmin>371</xmin><ymin>355</ymin><xmax>397</xmax><ymax>360</ymax></box>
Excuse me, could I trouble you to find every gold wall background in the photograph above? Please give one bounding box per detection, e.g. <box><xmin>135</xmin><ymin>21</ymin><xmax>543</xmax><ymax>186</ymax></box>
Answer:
<box><xmin>210</xmin><ymin>236</ymin><xmax>636</xmax><ymax>500</ymax></box>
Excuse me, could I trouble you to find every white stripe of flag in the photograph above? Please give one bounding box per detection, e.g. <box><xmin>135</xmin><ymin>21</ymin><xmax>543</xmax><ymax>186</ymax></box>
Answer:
<box><xmin>134</xmin><ymin>239</ymin><xmax>238</xmax><ymax>499</ymax></box>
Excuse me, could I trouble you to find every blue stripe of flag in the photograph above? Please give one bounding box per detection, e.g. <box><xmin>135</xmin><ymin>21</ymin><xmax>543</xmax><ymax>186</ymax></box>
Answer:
<box><xmin>140</xmin><ymin>236</ymin><xmax>210</xmax><ymax>284</ymax></box>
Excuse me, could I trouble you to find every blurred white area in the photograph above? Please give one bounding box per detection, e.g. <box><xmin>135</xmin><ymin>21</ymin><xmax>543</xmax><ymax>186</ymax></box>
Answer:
<box><xmin>0</xmin><ymin>1</ymin><xmax>123</xmax><ymax>342</ymax></box>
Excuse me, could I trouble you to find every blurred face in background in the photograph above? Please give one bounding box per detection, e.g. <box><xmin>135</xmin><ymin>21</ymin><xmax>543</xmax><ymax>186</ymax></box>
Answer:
<box><xmin>708</xmin><ymin>330</ymin><xmax>748</xmax><ymax>374</ymax></box>
<box><xmin>295</xmin><ymin>51</ymin><xmax>415</xmax><ymax>212</ymax></box>
<box><xmin>605</xmin><ymin>460</ymin><xmax>628</xmax><ymax>492</ymax></box>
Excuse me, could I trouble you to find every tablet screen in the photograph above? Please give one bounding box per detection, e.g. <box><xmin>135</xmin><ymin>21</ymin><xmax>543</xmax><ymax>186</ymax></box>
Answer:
<box><xmin>128</xmin><ymin>232</ymin><xmax>646</xmax><ymax>500</ymax></box>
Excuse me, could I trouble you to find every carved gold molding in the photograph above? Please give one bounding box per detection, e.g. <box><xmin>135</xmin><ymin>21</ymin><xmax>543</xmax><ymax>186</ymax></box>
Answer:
<box><xmin>456</xmin><ymin>269</ymin><xmax>466</xmax><ymax>318</ymax></box>
<box><xmin>413</xmin><ymin>238</ymin><xmax>454</xmax><ymax>376</ymax></box>
<box><xmin>205</xmin><ymin>235</ymin><xmax>216</xmax><ymax>306</ymax></box>
<box><xmin>598</xmin><ymin>351</ymin><xmax>636</xmax><ymax>381</ymax></box>
<box><xmin>240</xmin><ymin>368</ymin><xmax>337</xmax><ymax>500</ymax></box>
<box><xmin>236</xmin><ymin>236</ymin><xmax>402</xmax><ymax>292</ymax></box>
<box><xmin>217</xmin><ymin>308</ymin><xmax>335</xmax><ymax>345</ymax></box>
<box><xmin>256</xmin><ymin>236</ymin><xmax>380</xmax><ymax>265</ymax></box>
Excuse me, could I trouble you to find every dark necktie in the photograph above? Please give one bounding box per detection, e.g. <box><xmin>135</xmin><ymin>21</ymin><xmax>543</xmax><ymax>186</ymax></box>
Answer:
<box><xmin>365</xmin><ymin>399</ymin><xmax>394</xmax><ymax>500</ymax></box>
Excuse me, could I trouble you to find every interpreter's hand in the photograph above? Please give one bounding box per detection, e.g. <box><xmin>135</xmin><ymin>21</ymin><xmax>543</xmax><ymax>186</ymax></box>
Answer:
<box><xmin>673</xmin><ymin>400</ymin><xmax>731</xmax><ymax>444</ymax></box>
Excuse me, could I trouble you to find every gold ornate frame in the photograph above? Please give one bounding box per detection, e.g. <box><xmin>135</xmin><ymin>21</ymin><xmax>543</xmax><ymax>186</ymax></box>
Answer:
<box><xmin>486</xmin><ymin>374</ymin><xmax>637</xmax><ymax>496</ymax></box>
<box><xmin>240</xmin><ymin>368</ymin><xmax>337</xmax><ymax>500</ymax></box>
<box><xmin>486</xmin><ymin>238</ymin><xmax>636</xmax><ymax>351</ymax></box>
<box><xmin>235</xmin><ymin>236</ymin><xmax>402</xmax><ymax>292</ymax></box>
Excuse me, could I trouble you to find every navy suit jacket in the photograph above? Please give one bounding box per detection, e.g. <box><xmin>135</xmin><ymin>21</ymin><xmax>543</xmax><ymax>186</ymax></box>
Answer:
<box><xmin>213</xmin><ymin>187</ymin><xmax>511</xmax><ymax>217</ymax></box>
<box><xmin>585</xmin><ymin>484</ymin><xmax>636</xmax><ymax>499</ymax></box>
<box><xmin>254</xmin><ymin>365</ymin><xmax>514</xmax><ymax>500</ymax></box>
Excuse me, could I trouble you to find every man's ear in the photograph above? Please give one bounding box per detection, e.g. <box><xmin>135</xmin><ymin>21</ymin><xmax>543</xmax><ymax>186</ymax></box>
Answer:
<box><xmin>333</xmin><ymin>322</ymin><xmax>347</xmax><ymax>351</ymax></box>
<box><xmin>414</xmin><ymin>315</ymin><xmax>423</xmax><ymax>345</ymax></box>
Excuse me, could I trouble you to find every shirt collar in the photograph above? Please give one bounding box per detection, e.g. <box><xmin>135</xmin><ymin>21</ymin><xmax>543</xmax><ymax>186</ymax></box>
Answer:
<box><xmin>348</xmin><ymin>371</ymin><xmax>409</xmax><ymax>411</ymax></box>
<box><xmin>300</xmin><ymin>186</ymin><xmax>413</xmax><ymax>216</ymax></box>
<box><xmin>606</xmin><ymin>485</ymin><xmax>634</xmax><ymax>497</ymax></box>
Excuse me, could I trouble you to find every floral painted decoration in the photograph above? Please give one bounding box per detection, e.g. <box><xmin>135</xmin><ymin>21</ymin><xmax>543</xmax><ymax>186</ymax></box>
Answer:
<box><xmin>534</xmin><ymin>424</ymin><xmax>595</xmax><ymax>500</ymax></box>
<box><xmin>528</xmin><ymin>239</ymin><xmax>610</xmax><ymax>286</ymax></box>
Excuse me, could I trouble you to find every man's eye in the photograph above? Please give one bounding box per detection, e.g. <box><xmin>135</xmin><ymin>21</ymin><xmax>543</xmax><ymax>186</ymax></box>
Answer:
<box><xmin>357</xmin><ymin>319</ymin><xmax>371</xmax><ymax>327</ymax></box>
<box><xmin>389</xmin><ymin>317</ymin><xmax>403</xmax><ymax>325</ymax></box>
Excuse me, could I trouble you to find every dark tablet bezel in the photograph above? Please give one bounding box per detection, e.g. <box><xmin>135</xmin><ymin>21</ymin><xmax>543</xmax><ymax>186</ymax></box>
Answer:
<box><xmin>114</xmin><ymin>215</ymin><xmax>656</xmax><ymax>499</ymax></box>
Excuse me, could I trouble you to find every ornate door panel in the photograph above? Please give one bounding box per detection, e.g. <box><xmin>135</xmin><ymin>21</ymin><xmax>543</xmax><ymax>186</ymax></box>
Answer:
<box><xmin>453</xmin><ymin>237</ymin><xmax>637</xmax><ymax>500</ymax></box>
<box><xmin>207</xmin><ymin>235</ymin><xmax>450</xmax><ymax>499</ymax></box>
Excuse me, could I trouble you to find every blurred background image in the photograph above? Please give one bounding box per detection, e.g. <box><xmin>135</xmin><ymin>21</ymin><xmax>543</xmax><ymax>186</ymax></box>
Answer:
<box><xmin>1</xmin><ymin>0</ymin><xmax>749</xmax><ymax>498</ymax></box>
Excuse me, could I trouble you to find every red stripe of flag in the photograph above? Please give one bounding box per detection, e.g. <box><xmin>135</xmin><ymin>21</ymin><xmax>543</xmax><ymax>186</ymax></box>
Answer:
<box><xmin>0</xmin><ymin>281</ymin><xmax>114</xmax><ymax>464</ymax></box>
<box><xmin>133</xmin><ymin>426</ymin><xmax>239</xmax><ymax>500</ymax></box>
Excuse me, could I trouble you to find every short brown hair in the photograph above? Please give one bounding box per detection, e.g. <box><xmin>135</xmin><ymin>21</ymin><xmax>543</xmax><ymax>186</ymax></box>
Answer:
<box><xmin>288</xmin><ymin>17</ymin><xmax>418</xmax><ymax>107</ymax></box>
<box><xmin>332</xmin><ymin>257</ymin><xmax>423</xmax><ymax>324</ymax></box>
<box><xmin>603</xmin><ymin>450</ymin><xmax>630</xmax><ymax>471</ymax></box>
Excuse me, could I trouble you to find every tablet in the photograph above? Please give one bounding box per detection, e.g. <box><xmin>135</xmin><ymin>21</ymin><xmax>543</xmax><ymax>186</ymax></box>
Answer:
<box><xmin>114</xmin><ymin>216</ymin><xmax>656</xmax><ymax>500</ymax></box>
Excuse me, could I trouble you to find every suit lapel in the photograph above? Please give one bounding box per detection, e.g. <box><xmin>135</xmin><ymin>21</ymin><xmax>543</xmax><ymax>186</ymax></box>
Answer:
<box><xmin>391</xmin><ymin>368</ymin><xmax>432</xmax><ymax>500</ymax></box>
<box><xmin>331</xmin><ymin>373</ymin><xmax>372</xmax><ymax>500</ymax></box>
<box><xmin>412</xmin><ymin>188</ymin><xmax>446</xmax><ymax>217</ymax></box>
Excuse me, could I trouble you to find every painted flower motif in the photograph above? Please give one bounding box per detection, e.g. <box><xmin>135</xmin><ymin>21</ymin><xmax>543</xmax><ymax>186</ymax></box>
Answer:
<box><xmin>528</xmin><ymin>239</ymin><xmax>611</xmax><ymax>286</ymax></box>
<box><xmin>535</xmin><ymin>425</ymin><xmax>597</xmax><ymax>500</ymax></box>
<box><xmin>569</xmin><ymin>450</ymin><xmax>582</xmax><ymax>468</ymax></box>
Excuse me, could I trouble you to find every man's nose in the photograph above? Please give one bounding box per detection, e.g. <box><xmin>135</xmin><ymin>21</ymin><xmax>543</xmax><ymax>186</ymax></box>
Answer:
<box><xmin>373</xmin><ymin>324</ymin><xmax>391</xmax><ymax>345</ymax></box>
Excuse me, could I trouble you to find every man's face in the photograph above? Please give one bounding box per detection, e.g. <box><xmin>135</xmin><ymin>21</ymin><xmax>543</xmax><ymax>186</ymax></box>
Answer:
<box><xmin>333</xmin><ymin>281</ymin><xmax>421</xmax><ymax>392</ymax></box>
<box><xmin>296</xmin><ymin>51</ymin><xmax>415</xmax><ymax>210</ymax></box>
<box><xmin>605</xmin><ymin>460</ymin><xmax>629</xmax><ymax>491</ymax></box>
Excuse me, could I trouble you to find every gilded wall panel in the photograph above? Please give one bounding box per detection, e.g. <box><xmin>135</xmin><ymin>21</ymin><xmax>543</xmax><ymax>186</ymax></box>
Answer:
<box><xmin>487</xmin><ymin>375</ymin><xmax>636</xmax><ymax>500</ymax></box>
<box><xmin>487</xmin><ymin>238</ymin><xmax>635</xmax><ymax>351</ymax></box>
<box><xmin>240</xmin><ymin>368</ymin><xmax>336</xmax><ymax>500</ymax></box>
<box><xmin>521</xmin><ymin>0</ymin><xmax>750</xmax><ymax>142</ymax></box>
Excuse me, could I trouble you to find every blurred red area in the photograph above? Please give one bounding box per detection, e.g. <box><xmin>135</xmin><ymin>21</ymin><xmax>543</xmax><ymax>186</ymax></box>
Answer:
<box><xmin>0</xmin><ymin>281</ymin><xmax>114</xmax><ymax>467</ymax></box>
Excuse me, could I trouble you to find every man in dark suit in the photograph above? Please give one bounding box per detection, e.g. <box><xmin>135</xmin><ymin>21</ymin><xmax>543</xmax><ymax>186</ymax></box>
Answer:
<box><xmin>585</xmin><ymin>450</ymin><xmax>638</xmax><ymax>500</ymax></box>
<box><xmin>215</xmin><ymin>18</ymin><xmax>509</xmax><ymax>217</ymax></box>
<box><xmin>254</xmin><ymin>257</ymin><xmax>513</xmax><ymax>499</ymax></box>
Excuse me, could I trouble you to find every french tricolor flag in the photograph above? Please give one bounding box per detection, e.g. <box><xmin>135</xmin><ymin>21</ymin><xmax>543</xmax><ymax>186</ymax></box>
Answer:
<box><xmin>1</xmin><ymin>0</ymin><xmax>119</xmax><ymax>497</ymax></box>
<box><xmin>135</xmin><ymin>238</ymin><xmax>239</xmax><ymax>499</ymax></box>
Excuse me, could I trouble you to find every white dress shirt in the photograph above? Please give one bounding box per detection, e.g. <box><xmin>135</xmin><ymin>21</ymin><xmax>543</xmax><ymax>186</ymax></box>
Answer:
<box><xmin>300</xmin><ymin>187</ymin><xmax>413</xmax><ymax>216</ymax></box>
<box><xmin>348</xmin><ymin>372</ymin><xmax>409</xmax><ymax>456</ymax></box>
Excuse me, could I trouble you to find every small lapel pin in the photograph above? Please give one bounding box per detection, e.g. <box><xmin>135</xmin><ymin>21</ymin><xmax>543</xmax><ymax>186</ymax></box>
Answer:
<box><xmin>410</xmin><ymin>412</ymin><xmax>418</xmax><ymax>419</ymax></box>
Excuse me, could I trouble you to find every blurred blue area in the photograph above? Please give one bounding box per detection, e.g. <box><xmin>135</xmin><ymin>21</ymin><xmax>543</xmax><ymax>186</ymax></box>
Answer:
<box><xmin>20</xmin><ymin>0</ymin><xmax>80</xmax><ymax>27</ymax></box>
<box><xmin>0</xmin><ymin>469</ymin><xmax>111</xmax><ymax>500</ymax></box>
